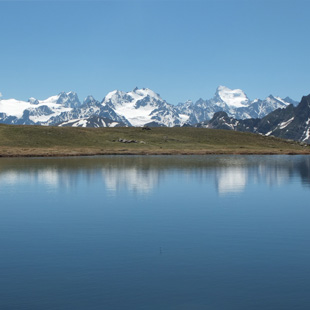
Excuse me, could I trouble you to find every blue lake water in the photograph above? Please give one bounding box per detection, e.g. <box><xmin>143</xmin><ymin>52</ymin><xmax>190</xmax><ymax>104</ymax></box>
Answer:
<box><xmin>0</xmin><ymin>155</ymin><xmax>310</xmax><ymax>310</ymax></box>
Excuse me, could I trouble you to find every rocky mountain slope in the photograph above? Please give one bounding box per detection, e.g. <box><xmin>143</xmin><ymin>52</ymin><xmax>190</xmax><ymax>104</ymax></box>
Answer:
<box><xmin>200</xmin><ymin>94</ymin><xmax>310</xmax><ymax>143</ymax></box>
<box><xmin>58</xmin><ymin>116</ymin><xmax>126</xmax><ymax>128</ymax></box>
<box><xmin>176</xmin><ymin>86</ymin><xmax>297</xmax><ymax>123</ymax></box>
<box><xmin>101</xmin><ymin>87</ymin><xmax>185</xmax><ymax>127</ymax></box>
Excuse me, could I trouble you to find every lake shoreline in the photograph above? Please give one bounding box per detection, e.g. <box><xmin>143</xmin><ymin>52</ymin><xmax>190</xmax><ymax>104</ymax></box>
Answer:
<box><xmin>1</xmin><ymin>125</ymin><xmax>310</xmax><ymax>157</ymax></box>
<box><xmin>1</xmin><ymin>148</ymin><xmax>310</xmax><ymax>158</ymax></box>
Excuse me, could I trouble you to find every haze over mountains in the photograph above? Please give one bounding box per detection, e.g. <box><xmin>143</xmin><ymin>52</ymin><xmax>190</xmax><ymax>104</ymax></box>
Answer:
<box><xmin>0</xmin><ymin>86</ymin><xmax>297</xmax><ymax>128</ymax></box>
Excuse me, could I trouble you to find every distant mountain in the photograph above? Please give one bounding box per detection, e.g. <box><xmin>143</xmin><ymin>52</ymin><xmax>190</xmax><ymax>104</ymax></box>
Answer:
<box><xmin>199</xmin><ymin>111</ymin><xmax>260</xmax><ymax>132</ymax></box>
<box><xmin>0</xmin><ymin>86</ymin><xmax>298</xmax><ymax>127</ymax></box>
<box><xmin>0</xmin><ymin>92</ymin><xmax>130</xmax><ymax>126</ymax></box>
<box><xmin>176</xmin><ymin>86</ymin><xmax>297</xmax><ymax>123</ymax></box>
<box><xmin>102</xmin><ymin>87</ymin><xmax>185</xmax><ymax>127</ymax></box>
<box><xmin>199</xmin><ymin>94</ymin><xmax>310</xmax><ymax>143</ymax></box>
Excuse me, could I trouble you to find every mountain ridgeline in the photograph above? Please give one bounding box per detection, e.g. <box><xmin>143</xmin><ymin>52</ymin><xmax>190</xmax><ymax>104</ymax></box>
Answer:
<box><xmin>200</xmin><ymin>94</ymin><xmax>310</xmax><ymax>143</ymax></box>
<box><xmin>0</xmin><ymin>86</ymin><xmax>297</xmax><ymax>127</ymax></box>
<box><xmin>0</xmin><ymin>86</ymin><xmax>308</xmax><ymax>142</ymax></box>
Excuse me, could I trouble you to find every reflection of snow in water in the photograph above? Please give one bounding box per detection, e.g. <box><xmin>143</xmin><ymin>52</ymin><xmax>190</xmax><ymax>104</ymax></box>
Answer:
<box><xmin>0</xmin><ymin>171</ymin><xmax>20</xmax><ymax>185</ymax></box>
<box><xmin>36</xmin><ymin>170</ymin><xmax>59</xmax><ymax>187</ymax></box>
<box><xmin>257</xmin><ymin>164</ymin><xmax>290</xmax><ymax>187</ymax></box>
<box><xmin>0</xmin><ymin>167</ymin><xmax>160</xmax><ymax>195</ymax></box>
<box><xmin>216</xmin><ymin>167</ymin><xmax>247</xmax><ymax>195</ymax></box>
<box><xmin>0</xmin><ymin>170</ymin><xmax>59</xmax><ymax>188</ymax></box>
<box><xmin>0</xmin><ymin>156</ymin><xmax>308</xmax><ymax>195</ymax></box>
<box><xmin>103</xmin><ymin>168</ymin><xmax>159</xmax><ymax>194</ymax></box>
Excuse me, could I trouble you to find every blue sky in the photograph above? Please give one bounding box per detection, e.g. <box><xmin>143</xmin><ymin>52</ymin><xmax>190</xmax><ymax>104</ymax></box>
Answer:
<box><xmin>0</xmin><ymin>0</ymin><xmax>309</xmax><ymax>104</ymax></box>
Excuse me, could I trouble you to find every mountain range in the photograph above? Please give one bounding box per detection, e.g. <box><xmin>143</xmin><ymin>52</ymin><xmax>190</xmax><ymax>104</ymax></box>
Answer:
<box><xmin>0</xmin><ymin>86</ymin><xmax>297</xmax><ymax>128</ymax></box>
<box><xmin>200</xmin><ymin>94</ymin><xmax>310</xmax><ymax>143</ymax></box>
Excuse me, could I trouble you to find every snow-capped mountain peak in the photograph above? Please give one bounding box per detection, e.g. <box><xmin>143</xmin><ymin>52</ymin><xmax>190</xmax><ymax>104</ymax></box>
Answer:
<box><xmin>130</xmin><ymin>87</ymin><xmax>161</xmax><ymax>100</ymax></box>
<box><xmin>83</xmin><ymin>95</ymin><xmax>97</xmax><ymax>105</ymax></box>
<box><xmin>265</xmin><ymin>95</ymin><xmax>289</xmax><ymax>106</ymax></box>
<box><xmin>30</xmin><ymin>91</ymin><xmax>81</xmax><ymax>108</ymax></box>
<box><xmin>28</xmin><ymin>97</ymin><xmax>39</xmax><ymax>105</ymax></box>
<box><xmin>176</xmin><ymin>86</ymin><xmax>296</xmax><ymax>123</ymax></box>
<box><xmin>55</xmin><ymin>91</ymin><xmax>80</xmax><ymax>108</ymax></box>
<box><xmin>103</xmin><ymin>90</ymin><xmax>127</xmax><ymax>104</ymax></box>
<box><xmin>102</xmin><ymin>88</ymin><xmax>183</xmax><ymax>127</ymax></box>
<box><xmin>274</xmin><ymin>96</ymin><xmax>290</xmax><ymax>105</ymax></box>
<box><xmin>283</xmin><ymin>97</ymin><xmax>299</xmax><ymax>106</ymax></box>
<box><xmin>215</xmin><ymin>85</ymin><xmax>250</xmax><ymax>108</ymax></box>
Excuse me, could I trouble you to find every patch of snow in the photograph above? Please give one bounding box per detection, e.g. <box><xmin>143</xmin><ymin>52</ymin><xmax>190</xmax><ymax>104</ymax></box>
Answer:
<box><xmin>179</xmin><ymin>114</ymin><xmax>190</xmax><ymax>122</ymax></box>
<box><xmin>58</xmin><ymin>118</ymin><xmax>79</xmax><ymax>126</ymax></box>
<box><xmin>279</xmin><ymin>117</ymin><xmax>294</xmax><ymax>129</ymax></box>
<box><xmin>100</xmin><ymin>119</ymin><xmax>107</xmax><ymax>127</ymax></box>
<box><xmin>302</xmin><ymin>118</ymin><xmax>310</xmax><ymax>141</ymax></box>
<box><xmin>303</xmin><ymin>128</ymin><xmax>310</xmax><ymax>141</ymax></box>
<box><xmin>275</xmin><ymin>96</ymin><xmax>290</xmax><ymax>106</ymax></box>
<box><xmin>110</xmin><ymin>122</ymin><xmax>119</xmax><ymax>127</ymax></box>
<box><xmin>38</xmin><ymin>95</ymin><xmax>60</xmax><ymax>105</ymax></box>
<box><xmin>29</xmin><ymin>107</ymin><xmax>72</xmax><ymax>123</ymax></box>
<box><xmin>72</xmin><ymin>119</ymin><xmax>87</xmax><ymax>127</ymax></box>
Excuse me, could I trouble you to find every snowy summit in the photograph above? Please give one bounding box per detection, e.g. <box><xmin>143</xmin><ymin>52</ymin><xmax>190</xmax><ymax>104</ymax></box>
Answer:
<box><xmin>215</xmin><ymin>86</ymin><xmax>249</xmax><ymax>108</ymax></box>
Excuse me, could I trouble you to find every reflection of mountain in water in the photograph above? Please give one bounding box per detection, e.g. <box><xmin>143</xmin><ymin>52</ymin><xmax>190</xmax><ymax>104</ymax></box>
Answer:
<box><xmin>103</xmin><ymin>167</ymin><xmax>159</xmax><ymax>194</ymax></box>
<box><xmin>0</xmin><ymin>155</ymin><xmax>309</xmax><ymax>195</ymax></box>
<box><xmin>216</xmin><ymin>167</ymin><xmax>247</xmax><ymax>194</ymax></box>
<box><xmin>0</xmin><ymin>169</ymin><xmax>60</xmax><ymax>187</ymax></box>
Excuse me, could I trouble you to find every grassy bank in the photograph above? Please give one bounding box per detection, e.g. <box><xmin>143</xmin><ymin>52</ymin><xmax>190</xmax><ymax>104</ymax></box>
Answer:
<box><xmin>0</xmin><ymin>124</ymin><xmax>309</xmax><ymax>157</ymax></box>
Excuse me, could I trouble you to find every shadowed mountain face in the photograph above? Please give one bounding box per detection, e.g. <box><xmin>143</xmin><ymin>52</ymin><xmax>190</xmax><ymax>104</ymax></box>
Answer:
<box><xmin>200</xmin><ymin>95</ymin><xmax>310</xmax><ymax>143</ymax></box>
<box><xmin>58</xmin><ymin>116</ymin><xmax>126</xmax><ymax>128</ymax></box>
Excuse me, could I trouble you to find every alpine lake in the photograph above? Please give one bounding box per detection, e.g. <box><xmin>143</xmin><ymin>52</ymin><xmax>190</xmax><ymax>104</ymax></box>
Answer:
<box><xmin>1</xmin><ymin>155</ymin><xmax>310</xmax><ymax>310</ymax></box>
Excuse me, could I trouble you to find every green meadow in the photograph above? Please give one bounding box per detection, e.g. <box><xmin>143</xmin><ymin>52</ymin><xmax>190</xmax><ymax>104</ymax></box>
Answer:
<box><xmin>0</xmin><ymin>124</ymin><xmax>309</xmax><ymax>157</ymax></box>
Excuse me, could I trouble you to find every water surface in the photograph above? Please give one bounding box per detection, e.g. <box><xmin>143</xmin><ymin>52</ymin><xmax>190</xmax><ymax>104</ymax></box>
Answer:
<box><xmin>1</xmin><ymin>155</ymin><xmax>310</xmax><ymax>310</ymax></box>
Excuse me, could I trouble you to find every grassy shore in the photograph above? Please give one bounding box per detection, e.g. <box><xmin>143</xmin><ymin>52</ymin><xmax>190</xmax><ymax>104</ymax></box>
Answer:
<box><xmin>0</xmin><ymin>124</ymin><xmax>309</xmax><ymax>157</ymax></box>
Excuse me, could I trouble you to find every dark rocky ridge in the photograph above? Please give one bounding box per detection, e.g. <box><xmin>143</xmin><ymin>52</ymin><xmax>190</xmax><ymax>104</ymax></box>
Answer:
<box><xmin>199</xmin><ymin>95</ymin><xmax>310</xmax><ymax>143</ymax></box>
